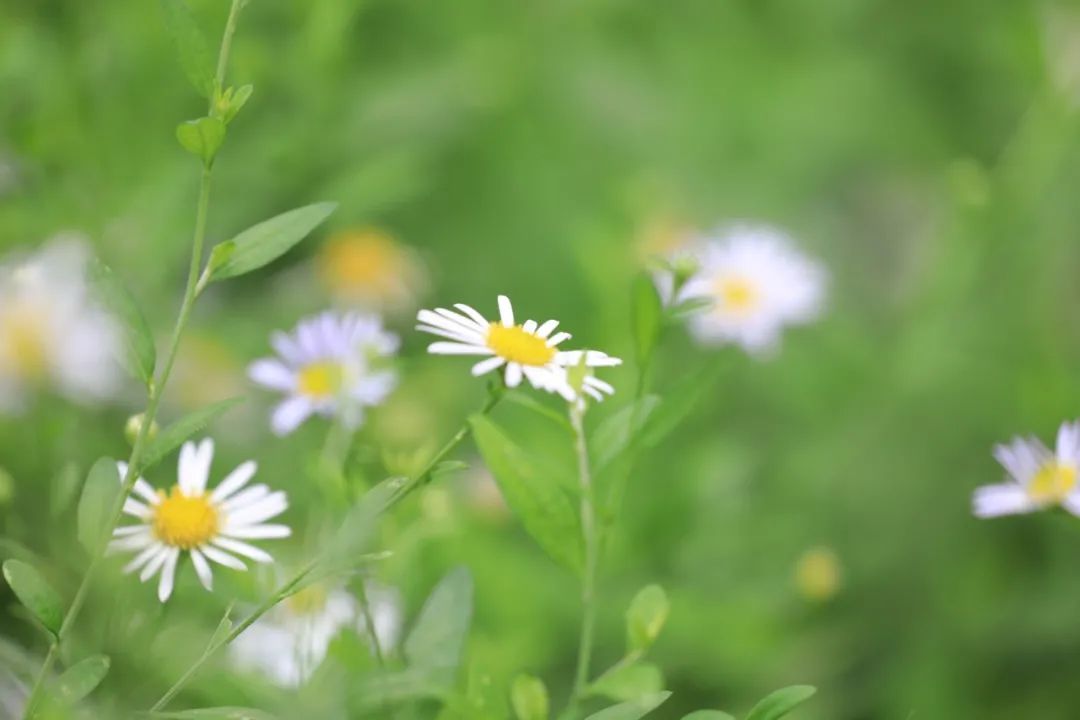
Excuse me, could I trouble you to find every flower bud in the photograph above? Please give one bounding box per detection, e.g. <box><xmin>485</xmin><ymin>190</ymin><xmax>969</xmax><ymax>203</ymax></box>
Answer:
<box><xmin>124</xmin><ymin>413</ymin><xmax>160</xmax><ymax>447</ymax></box>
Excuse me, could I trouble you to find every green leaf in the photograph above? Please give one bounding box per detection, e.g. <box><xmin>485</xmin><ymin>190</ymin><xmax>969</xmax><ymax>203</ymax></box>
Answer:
<box><xmin>159</xmin><ymin>0</ymin><xmax>214</xmax><ymax>97</ymax></box>
<box><xmin>590</xmin><ymin>662</ymin><xmax>663</xmax><ymax>702</ymax></box>
<box><xmin>50</xmin><ymin>462</ymin><xmax>82</xmax><ymax>518</ymax></box>
<box><xmin>90</xmin><ymin>259</ymin><xmax>156</xmax><ymax>386</ymax></box>
<box><xmin>205</xmin><ymin>202</ymin><xmax>338</xmax><ymax>282</ymax></box>
<box><xmin>77</xmin><ymin>458</ymin><xmax>121</xmax><ymax>554</ymax></box>
<box><xmin>149</xmin><ymin>709</ymin><xmax>279</xmax><ymax>720</ymax></box>
<box><xmin>176</xmin><ymin>117</ymin><xmax>226</xmax><ymax>164</ymax></box>
<box><xmin>2</xmin><ymin>560</ymin><xmax>63</xmax><ymax>635</ymax></box>
<box><xmin>56</xmin><ymin>654</ymin><xmax>110</xmax><ymax>703</ymax></box>
<box><xmin>502</xmin><ymin>391</ymin><xmax>572</xmax><ymax>432</ymax></box>
<box><xmin>317</xmin><ymin>476</ymin><xmax>407</xmax><ymax>578</ymax></box>
<box><xmin>626</xmin><ymin>585</ymin><xmax>669</xmax><ymax>652</ymax></box>
<box><xmin>511</xmin><ymin>674</ymin><xmax>549</xmax><ymax>720</ymax></box>
<box><xmin>140</xmin><ymin>398</ymin><xmax>243</xmax><ymax>472</ymax></box>
<box><xmin>631</xmin><ymin>272</ymin><xmax>662</xmax><ymax>365</ymax></box>
<box><xmin>745</xmin><ymin>686</ymin><xmax>816</xmax><ymax>720</ymax></box>
<box><xmin>591</xmin><ymin>396</ymin><xmax>660</xmax><ymax>473</ymax></box>
<box><xmin>218</xmin><ymin>84</ymin><xmax>254</xmax><ymax>124</ymax></box>
<box><xmin>584</xmin><ymin>691</ymin><xmax>671</xmax><ymax>720</ymax></box>
<box><xmin>432</xmin><ymin>460</ymin><xmax>469</xmax><ymax>479</ymax></box>
<box><xmin>666</xmin><ymin>296</ymin><xmax>714</xmax><ymax>319</ymax></box>
<box><xmin>404</xmin><ymin>567</ymin><xmax>473</xmax><ymax>681</ymax></box>
<box><xmin>681</xmin><ymin>712</ymin><xmax>736</xmax><ymax>720</ymax></box>
<box><xmin>640</xmin><ymin>364</ymin><xmax>722</xmax><ymax>448</ymax></box>
<box><xmin>207</xmin><ymin>604</ymin><xmax>234</xmax><ymax>651</ymax></box>
<box><xmin>470</xmin><ymin>414</ymin><xmax>583</xmax><ymax>573</ymax></box>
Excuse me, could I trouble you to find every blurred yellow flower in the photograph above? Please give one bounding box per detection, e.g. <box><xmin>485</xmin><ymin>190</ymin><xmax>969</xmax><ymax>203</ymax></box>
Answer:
<box><xmin>170</xmin><ymin>333</ymin><xmax>245</xmax><ymax>411</ymax></box>
<box><xmin>794</xmin><ymin>546</ymin><xmax>842</xmax><ymax>602</ymax></box>
<box><xmin>317</xmin><ymin>228</ymin><xmax>426</xmax><ymax>311</ymax></box>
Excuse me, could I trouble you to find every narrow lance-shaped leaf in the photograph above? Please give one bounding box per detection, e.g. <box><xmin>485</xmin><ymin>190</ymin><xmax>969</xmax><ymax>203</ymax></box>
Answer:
<box><xmin>470</xmin><ymin>414</ymin><xmax>583</xmax><ymax>573</ymax></box>
<box><xmin>404</xmin><ymin>567</ymin><xmax>474</xmax><ymax>676</ymax></box>
<box><xmin>159</xmin><ymin>0</ymin><xmax>215</xmax><ymax>97</ymax></box>
<box><xmin>745</xmin><ymin>685</ymin><xmax>817</xmax><ymax>720</ymax></box>
<box><xmin>2</xmin><ymin>560</ymin><xmax>64</xmax><ymax>636</ymax></box>
<box><xmin>584</xmin><ymin>691</ymin><xmax>672</xmax><ymax>720</ymax></box>
<box><xmin>90</xmin><ymin>259</ymin><xmax>156</xmax><ymax>386</ymax></box>
<box><xmin>205</xmin><ymin>202</ymin><xmax>337</xmax><ymax>283</ymax></box>
<box><xmin>56</xmin><ymin>654</ymin><xmax>110</xmax><ymax>703</ymax></box>
<box><xmin>139</xmin><ymin>398</ymin><xmax>243</xmax><ymax>472</ymax></box>
<box><xmin>77</xmin><ymin>458</ymin><xmax>121</xmax><ymax>554</ymax></box>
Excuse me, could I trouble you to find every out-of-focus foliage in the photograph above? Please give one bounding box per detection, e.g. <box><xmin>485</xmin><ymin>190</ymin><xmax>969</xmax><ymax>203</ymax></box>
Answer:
<box><xmin>3</xmin><ymin>0</ymin><xmax>1080</xmax><ymax>718</ymax></box>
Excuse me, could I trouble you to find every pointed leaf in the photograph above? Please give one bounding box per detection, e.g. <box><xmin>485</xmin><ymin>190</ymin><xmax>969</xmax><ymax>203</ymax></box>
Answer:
<box><xmin>77</xmin><ymin>458</ymin><xmax>121</xmax><ymax>553</ymax></box>
<box><xmin>626</xmin><ymin>585</ymin><xmax>669</xmax><ymax>652</ymax></box>
<box><xmin>584</xmin><ymin>691</ymin><xmax>671</xmax><ymax>720</ymax></box>
<box><xmin>176</xmin><ymin>117</ymin><xmax>226</xmax><ymax>164</ymax></box>
<box><xmin>590</xmin><ymin>662</ymin><xmax>663</xmax><ymax>702</ymax></box>
<box><xmin>205</xmin><ymin>202</ymin><xmax>337</xmax><ymax>282</ymax></box>
<box><xmin>745</xmin><ymin>686</ymin><xmax>816</xmax><ymax>720</ymax></box>
<box><xmin>404</xmin><ymin>567</ymin><xmax>473</xmax><ymax>677</ymax></box>
<box><xmin>140</xmin><ymin>398</ymin><xmax>243</xmax><ymax>472</ymax></box>
<box><xmin>90</xmin><ymin>259</ymin><xmax>156</xmax><ymax>386</ymax></box>
<box><xmin>56</xmin><ymin>654</ymin><xmax>110</xmax><ymax>703</ymax></box>
<box><xmin>160</xmin><ymin>0</ymin><xmax>214</xmax><ymax>97</ymax></box>
<box><xmin>631</xmin><ymin>272</ymin><xmax>662</xmax><ymax>365</ymax></box>
<box><xmin>640</xmin><ymin>364</ymin><xmax>722</xmax><ymax>448</ymax></box>
<box><xmin>317</xmin><ymin>476</ymin><xmax>408</xmax><ymax>578</ymax></box>
<box><xmin>682</xmin><ymin>712</ymin><xmax>736</xmax><ymax>720</ymax></box>
<box><xmin>470</xmin><ymin>414</ymin><xmax>582</xmax><ymax>573</ymax></box>
<box><xmin>2</xmin><ymin>560</ymin><xmax>63</xmax><ymax>635</ymax></box>
<box><xmin>591</xmin><ymin>396</ymin><xmax>660</xmax><ymax>473</ymax></box>
<box><xmin>149</xmin><ymin>709</ymin><xmax>279</xmax><ymax>720</ymax></box>
<box><xmin>511</xmin><ymin>674</ymin><xmax>549</xmax><ymax>720</ymax></box>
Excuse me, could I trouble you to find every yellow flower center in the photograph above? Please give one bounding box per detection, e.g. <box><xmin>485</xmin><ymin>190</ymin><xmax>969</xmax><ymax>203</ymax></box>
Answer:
<box><xmin>152</xmin><ymin>486</ymin><xmax>219</xmax><ymax>549</ymax></box>
<box><xmin>486</xmin><ymin>324</ymin><xmax>555</xmax><ymax>366</ymax></box>
<box><xmin>297</xmin><ymin>361</ymin><xmax>345</xmax><ymax>398</ymax></box>
<box><xmin>0</xmin><ymin>307</ymin><xmax>48</xmax><ymax>379</ymax></box>
<box><xmin>286</xmin><ymin>585</ymin><xmax>329</xmax><ymax>616</ymax></box>
<box><xmin>1027</xmin><ymin>462</ymin><xmax>1078</xmax><ymax>505</ymax></box>
<box><xmin>715</xmin><ymin>276</ymin><xmax>759</xmax><ymax>314</ymax></box>
<box><xmin>319</xmin><ymin>229</ymin><xmax>406</xmax><ymax>295</ymax></box>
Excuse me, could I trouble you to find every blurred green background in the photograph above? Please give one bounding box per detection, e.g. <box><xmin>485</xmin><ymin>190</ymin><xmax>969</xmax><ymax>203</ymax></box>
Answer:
<box><xmin>5</xmin><ymin>0</ymin><xmax>1080</xmax><ymax>718</ymax></box>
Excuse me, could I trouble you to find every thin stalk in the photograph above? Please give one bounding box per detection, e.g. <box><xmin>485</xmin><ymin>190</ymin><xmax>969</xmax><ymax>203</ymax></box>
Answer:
<box><xmin>355</xmin><ymin>578</ymin><xmax>387</xmax><ymax>668</ymax></box>
<box><xmin>148</xmin><ymin>389</ymin><xmax>505</xmax><ymax>710</ymax></box>
<box><xmin>568</xmin><ymin>400</ymin><xmax>599</xmax><ymax>713</ymax></box>
<box><xmin>20</xmin><ymin>4</ymin><xmax>244</xmax><ymax>716</ymax></box>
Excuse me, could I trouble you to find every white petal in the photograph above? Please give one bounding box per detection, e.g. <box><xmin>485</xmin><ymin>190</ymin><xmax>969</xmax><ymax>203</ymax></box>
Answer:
<box><xmin>471</xmin><ymin>356</ymin><xmax>506</xmax><ymax>376</ymax></box>
<box><xmin>1058</xmin><ymin>420</ymin><xmax>1080</xmax><ymax>464</ymax></box>
<box><xmin>522</xmin><ymin>319</ymin><xmax>537</xmax><ymax>333</ymax></box>
<box><xmin>504</xmin><ymin>362</ymin><xmax>523</xmax><ymax>388</ymax></box>
<box><xmin>133</xmin><ymin>479</ymin><xmax>160</xmax><ymax>505</ymax></box>
<box><xmin>1063</xmin><ymin>490</ymin><xmax>1080</xmax><ymax>517</ymax></box>
<box><xmin>139</xmin><ymin>545</ymin><xmax>171</xmax><ymax>582</ymax></box>
<box><xmin>497</xmin><ymin>295</ymin><xmax>514</xmax><ymax>326</ymax></box>
<box><xmin>201</xmin><ymin>545</ymin><xmax>247</xmax><ymax>571</ymax></box>
<box><xmin>225</xmin><ymin>491</ymin><xmax>288</xmax><ymax>528</ymax></box>
<box><xmin>213</xmin><ymin>537</ymin><xmax>274</xmax><ymax>564</ymax></box>
<box><xmin>547</xmin><ymin>332</ymin><xmax>572</xmax><ymax>346</ymax></box>
<box><xmin>585</xmin><ymin>376</ymin><xmax>615</xmax><ymax>395</ymax></box>
<box><xmin>453</xmin><ymin>303</ymin><xmax>491</xmax><ymax>328</ymax></box>
<box><xmin>221</xmin><ymin>484</ymin><xmax>271</xmax><ymax>513</ymax></box>
<box><xmin>536</xmin><ymin>319</ymin><xmax>559</xmax><ymax>338</ymax></box>
<box><xmin>434</xmin><ymin>307</ymin><xmax>488</xmax><ymax>334</ymax></box>
<box><xmin>416</xmin><ymin>310</ymin><xmax>483</xmax><ymax>339</ymax></box>
<box><xmin>157</xmin><ymin>548</ymin><xmax>180</xmax><ymax>602</ymax></box>
<box><xmin>416</xmin><ymin>324</ymin><xmax>482</xmax><ymax>343</ymax></box>
<box><xmin>177</xmin><ymin>441</ymin><xmax>198</xmax><ymax>494</ymax></box>
<box><xmin>972</xmin><ymin>483</ymin><xmax>1035</xmax><ymax>518</ymax></box>
<box><xmin>222</xmin><ymin>524</ymin><xmax>291</xmax><ymax>539</ymax></box>
<box><xmin>113</xmin><ymin>524</ymin><xmax>150</xmax><ymax>536</ymax></box>
<box><xmin>123</xmin><ymin>498</ymin><xmax>153</xmax><ymax>520</ymax></box>
<box><xmin>109</xmin><ymin>531</ymin><xmax>155</xmax><ymax>552</ymax></box>
<box><xmin>271</xmin><ymin>330</ymin><xmax>304</xmax><ymax>364</ymax></box>
<box><xmin>248</xmin><ymin>359</ymin><xmax>296</xmax><ymax>391</ymax></box>
<box><xmin>210</xmin><ymin>460</ymin><xmax>257</xmax><ymax>503</ymax></box>
<box><xmin>188</xmin><ymin>438</ymin><xmax>214</xmax><ymax>494</ymax></box>
<box><xmin>272</xmin><ymin>396</ymin><xmax>314</xmax><ymax>436</ymax></box>
<box><xmin>426</xmin><ymin>341</ymin><xmax>493</xmax><ymax>356</ymax></box>
<box><xmin>122</xmin><ymin>542</ymin><xmax>164</xmax><ymax>574</ymax></box>
<box><xmin>190</xmin><ymin>549</ymin><xmax>214</xmax><ymax>590</ymax></box>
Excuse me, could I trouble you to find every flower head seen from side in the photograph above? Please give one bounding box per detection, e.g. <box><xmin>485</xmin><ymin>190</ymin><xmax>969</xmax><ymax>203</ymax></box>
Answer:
<box><xmin>974</xmin><ymin>421</ymin><xmax>1080</xmax><ymax>518</ymax></box>
<box><xmin>248</xmin><ymin>311</ymin><xmax>399</xmax><ymax>436</ymax></box>
<box><xmin>660</xmin><ymin>223</ymin><xmax>826</xmax><ymax>357</ymax></box>
<box><xmin>110</xmin><ymin>439</ymin><xmax>290</xmax><ymax>602</ymax></box>
<box><xmin>416</xmin><ymin>295</ymin><xmax>621</xmax><ymax>402</ymax></box>
<box><xmin>230</xmin><ymin>581</ymin><xmax>402</xmax><ymax>687</ymax></box>
<box><xmin>0</xmin><ymin>237</ymin><xmax>122</xmax><ymax>413</ymax></box>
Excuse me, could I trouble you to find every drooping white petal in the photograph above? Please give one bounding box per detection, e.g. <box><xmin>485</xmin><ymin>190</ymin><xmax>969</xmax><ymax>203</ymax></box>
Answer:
<box><xmin>108</xmin><ymin>531</ymin><xmax>155</xmax><ymax>552</ymax></box>
<box><xmin>248</xmin><ymin>359</ymin><xmax>296</xmax><ymax>391</ymax></box>
<box><xmin>139</xmin><ymin>545</ymin><xmax>171</xmax><ymax>582</ymax></box>
<box><xmin>223</xmin><ymin>524</ymin><xmax>291</xmax><ymax>540</ymax></box>
<box><xmin>272</xmin><ymin>396</ymin><xmax>314</xmax><ymax>436</ymax></box>
<box><xmin>972</xmin><ymin>483</ymin><xmax>1035</xmax><ymax>518</ymax></box>
<box><xmin>190</xmin><ymin>548</ymin><xmax>214</xmax><ymax>590</ymax></box>
<box><xmin>157</xmin><ymin>548</ymin><xmax>180</xmax><ymax>602</ymax></box>
<box><xmin>122</xmin><ymin>543</ymin><xmax>164</xmax><ymax>574</ymax></box>
<box><xmin>213</xmin><ymin>537</ymin><xmax>274</xmax><ymax>564</ymax></box>
<box><xmin>471</xmin><ymin>356</ymin><xmax>505</xmax><ymax>376</ymax></box>
<box><xmin>201</xmin><ymin>545</ymin><xmax>247</xmax><ymax>571</ymax></box>
<box><xmin>504</xmin><ymin>362</ymin><xmax>523</xmax><ymax>388</ymax></box>
<box><xmin>426</xmin><ymin>341</ymin><xmax>493</xmax><ymax>356</ymax></box>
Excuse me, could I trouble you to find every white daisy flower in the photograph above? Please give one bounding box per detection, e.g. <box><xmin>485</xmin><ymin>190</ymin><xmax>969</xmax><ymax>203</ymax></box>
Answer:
<box><xmin>973</xmin><ymin>421</ymin><xmax>1080</xmax><ymax>518</ymax></box>
<box><xmin>248</xmin><ymin>311</ymin><xmax>399</xmax><ymax>436</ymax></box>
<box><xmin>0</xmin><ymin>237</ymin><xmax>122</xmax><ymax>412</ymax></box>
<box><xmin>662</xmin><ymin>224</ymin><xmax>826</xmax><ymax>356</ymax></box>
<box><xmin>110</xmin><ymin>439</ymin><xmax>290</xmax><ymax>602</ymax></box>
<box><xmin>230</xmin><ymin>581</ymin><xmax>402</xmax><ymax>687</ymax></box>
<box><xmin>416</xmin><ymin>295</ymin><xmax>621</xmax><ymax>401</ymax></box>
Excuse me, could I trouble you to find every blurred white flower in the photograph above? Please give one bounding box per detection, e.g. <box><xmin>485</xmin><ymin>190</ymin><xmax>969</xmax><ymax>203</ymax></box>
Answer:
<box><xmin>0</xmin><ymin>237</ymin><xmax>122</xmax><ymax>412</ymax></box>
<box><xmin>110</xmin><ymin>439</ymin><xmax>290</xmax><ymax>602</ymax></box>
<box><xmin>974</xmin><ymin>421</ymin><xmax>1080</xmax><ymax>518</ymax></box>
<box><xmin>230</xmin><ymin>581</ymin><xmax>402</xmax><ymax>687</ymax></box>
<box><xmin>248</xmin><ymin>311</ymin><xmax>399</xmax><ymax>436</ymax></box>
<box><xmin>659</xmin><ymin>224</ymin><xmax>826</xmax><ymax>356</ymax></box>
<box><xmin>417</xmin><ymin>295</ymin><xmax>620</xmax><ymax>402</ymax></box>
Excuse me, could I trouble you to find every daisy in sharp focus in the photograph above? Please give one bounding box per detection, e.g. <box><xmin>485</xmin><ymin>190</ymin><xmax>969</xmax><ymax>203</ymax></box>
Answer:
<box><xmin>660</xmin><ymin>223</ymin><xmax>826</xmax><ymax>356</ymax></box>
<box><xmin>416</xmin><ymin>295</ymin><xmax>621</xmax><ymax>402</ymax></box>
<box><xmin>110</xmin><ymin>439</ymin><xmax>290</xmax><ymax>602</ymax></box>
<box><xmin>230</xmin><ymin>581</ymin><xmax>402</xmax><ymax>687</ymax></box>
<box><xmin>973</xmin><ymin>421</ymin><xmax>1080</xmax><ymax>518</ymax></box>
<box><xmin>248</xmin><ymin>311</ymin><xmax>399</xmax><ymax>436</ymax></box>
<box><xmin>0</xmin><ymin>236</ymin><xmax>122</xmax><ymax>412</ymax></box>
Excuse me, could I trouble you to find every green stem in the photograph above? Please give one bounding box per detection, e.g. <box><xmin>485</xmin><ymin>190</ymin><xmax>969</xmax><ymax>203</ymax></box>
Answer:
<box><xmin>148</xmin><ymin>389</ymin><xmax>504</xmax><ymax>710</ymax></box>
<box><xmin>355</xmin><ymin>578</ymin><xmax>387</xmax><ymax>668</ymax></box>
<box><xmin>19</xmin><ymin>4</ymin><xmax>244</xmax><ymax>716</ymax></box>
<box><xmin>568</xmin><ymin>400</ymin><xmax>599</xmax><ymax>713</ymax></box>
